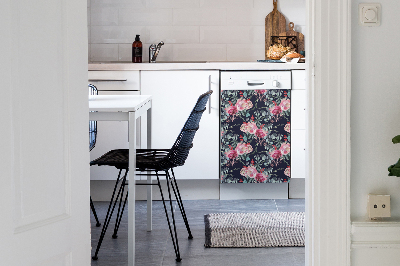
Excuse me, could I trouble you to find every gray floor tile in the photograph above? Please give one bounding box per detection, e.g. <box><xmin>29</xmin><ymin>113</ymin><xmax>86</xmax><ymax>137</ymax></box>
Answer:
<box><xmin>91</xmin><ymin>199</ymin><xmax>305</xmax><ymax>266</ymax></box>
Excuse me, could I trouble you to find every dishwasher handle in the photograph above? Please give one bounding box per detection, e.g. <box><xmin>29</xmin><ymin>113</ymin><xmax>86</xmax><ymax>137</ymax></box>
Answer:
<box><xmin>247</xmin><ymin>81</ymin><xmax>265</xmax><ymax>86</ymax></box>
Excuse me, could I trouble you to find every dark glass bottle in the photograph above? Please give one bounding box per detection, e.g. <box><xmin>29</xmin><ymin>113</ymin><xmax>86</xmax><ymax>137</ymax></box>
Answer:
<box><xmin>132</xmin><ymin>35</ymin><xmax>142</xmax><ymax>63</ymax></box>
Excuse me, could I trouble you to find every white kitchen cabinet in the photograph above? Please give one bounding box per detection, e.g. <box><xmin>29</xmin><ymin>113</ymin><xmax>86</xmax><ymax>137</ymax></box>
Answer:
<box><xmin>291</xmin><ymin>70</ymin><xmax>306</xmax><ymax>179</ymax></box>
<box><xmin>141</xmin><ymin>70</ymin><xmax>219</xmax><ymax>180</ymax></box>
<box><xmin>88</xmin><ymin>71</ymin><xmax>141</xmax><ymax>180</ymax></box>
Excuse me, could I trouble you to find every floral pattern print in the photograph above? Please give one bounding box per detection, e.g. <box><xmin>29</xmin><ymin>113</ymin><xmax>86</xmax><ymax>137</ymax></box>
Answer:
<box><xmin>220</xmin><ymin>89</ymin><xmax>291</xmax><ymax>183</ymax></box>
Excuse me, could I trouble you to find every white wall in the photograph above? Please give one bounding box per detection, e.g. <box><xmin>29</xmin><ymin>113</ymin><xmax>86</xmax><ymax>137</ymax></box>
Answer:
<box><xmin>351</xmin><ymin>1</ymin><xmax>400</xmax><ymax>264</ymax></box>
<box><xmin>351</xmin><ymin>0</ymin><xmax>400</xmax><ymax>220</ymax></box>
<box><xmin>87</xmin><ymin>0</ymin><xmax>305</xmax><ymax>62</ymax></box>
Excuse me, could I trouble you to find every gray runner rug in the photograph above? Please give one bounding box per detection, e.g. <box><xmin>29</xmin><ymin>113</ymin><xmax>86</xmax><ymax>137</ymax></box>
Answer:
<box><xmin>204</xmin><ymin>212</ymin><xmax>305</xmax><ymax>248</ymax></box>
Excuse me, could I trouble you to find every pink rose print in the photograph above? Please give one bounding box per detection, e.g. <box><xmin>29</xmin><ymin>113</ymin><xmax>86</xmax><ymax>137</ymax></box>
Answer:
<box><xmin>240</xmin><ymin>167</ymin><xmax>248</xmax><ymax>177</ymax></box>
<box><xmin>256</xmin><ymin>90</ymin><xmax>267</xmax><ymax>94</ymax></box>
<box><xmin>284</xmin><ymin>166</ymin><xmax>290</xmax><ymax>177</ymax></box>
<box><xmin>245</xmin><ymin>99</ymin><xmax>253</xmax><ymax>109</ymax></box>
<box><xmin>225</xmin><ymin>149</ymin><xmax>237</xmax><ymax>159</ymax></box>
<box><xmin>235</xmin><ymin>142</ymin><xmax>253</xmax><ymax>155</ymax></box>
<box><xmin>246</xmin><ymin>166</ymin><xmax>258</xmax><ymax>179</ymax></box>
<box><xmin>270</xmin><ymin>105</ymin><xmax>282</xmax><ymax>116</ymax></box>
<box><xmin>225</xmin><ymin>105</ymin><xmax>237</xmax><ymax>115</ymax></box>
<box><xmin>279</xmin><ymin>142</ymin><xmax>290</xmax><ymax>155</ymax></box>
<box><xmin>240</xmin><ymin>123</ymin><xmax>247</xmax><ymax>133</ymax></box>
<box><xmin>235</xmin><ymin>143</ymin><xmax>247</xmax><ymax>155</ymax></box>
<box><xmin>235</xmin><ymin>98</ymin><xmax>253</xmax><ymax>111</ymax></box>
<box><xmin>255</xmin><ymin>128</ymin><xmax>267</xmax><ymax>139</ymax></box>
<box><xmin>255</xmin><ymin>172</ymin><xmax>267</xmax><ymax>183</ymax></box>
<box><xmin>240</xmin><ymin>122</ymin><xmax>258</xmax><ymax>134</ymax></box>
<box><xmin>246</xmin><ymin>122</ymin><xmax>258</xmax><ymax>134</ymax></box>
<box><xmin>235</xmin><ymin>98</ymin><xmax>247</xmax><ymax>111</ymax></box>
<box><xmin>270</xmin><ymin>149</ymin><xmax>282</xmax><ymax>160</ymax></box>
<box><xmin>284</xmin><ymin>122</ymin><xmax>290</xmax><ymax>133</ymax></box>
<box><xmin>240</xmin><ymin>166</ymin><xmax>268</xmax><ymax>182</ymax></box>
<box><xmin>279</xmin><ymin>98</ymin><xmax>290</xmax><ymax>111</ymax></box>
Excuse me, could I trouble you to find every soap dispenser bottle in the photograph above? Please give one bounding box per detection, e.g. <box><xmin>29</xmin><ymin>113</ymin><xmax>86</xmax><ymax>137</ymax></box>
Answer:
<box><xmin>132</xmin><ymin>35</ymin><xmax>142</xmax><ymax>63</ymax></box>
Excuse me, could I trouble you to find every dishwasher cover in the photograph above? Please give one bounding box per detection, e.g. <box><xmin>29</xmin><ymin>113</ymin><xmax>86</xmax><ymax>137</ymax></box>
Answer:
<box><xmin>220</xmin><ymin>89</ymin><xmax>290</xmax><ymax>183</ymax></box>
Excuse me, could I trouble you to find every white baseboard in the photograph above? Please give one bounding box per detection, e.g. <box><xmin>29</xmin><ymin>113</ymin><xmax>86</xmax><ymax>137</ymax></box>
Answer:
<box><xmin>351</xmin><ymin>220</ymin><xmax>400</xmax><ymax>266</ymax></box>
<box><xmin>90</xmin><ymin>178</ymin><xmax>305</xmax><ymax>201</ymax></box>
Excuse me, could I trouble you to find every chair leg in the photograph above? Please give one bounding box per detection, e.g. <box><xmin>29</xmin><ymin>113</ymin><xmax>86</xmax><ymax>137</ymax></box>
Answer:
<box><xmin>112</xmin><ymin>178</ymin><xmax>128</xmax><ymax>239</ymax></box>
<box><xmin>156</xmin><ymin>171</ymin><xmax>182</xmax><ymax>262</ymax></box>
<box><xmin>168</xmin><ymin>169</ymin><xmax>193</xmax><ymax>239</ymax></box>
<box><xmin>90</xmin><ymin>196</ymin><xmax>101</xmax><ymax>227</ymax></box>
<box><xmin>92</xmin><ymin>169</ymin><xmax>128</xmax><ymax>261</ymax></box>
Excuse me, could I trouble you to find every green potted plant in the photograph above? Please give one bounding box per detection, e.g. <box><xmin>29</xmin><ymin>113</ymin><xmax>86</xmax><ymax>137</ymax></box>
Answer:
<box><xmin>388</xmin><ymin>135</ymin><xmax>400</xmax><ymax>176</ymax></box>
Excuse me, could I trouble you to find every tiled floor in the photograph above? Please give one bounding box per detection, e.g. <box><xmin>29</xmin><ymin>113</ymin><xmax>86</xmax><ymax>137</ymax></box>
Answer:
<box><xmin>91</xmin><ymin>199</ymin><xmax>305</xmax><ymax>266</ymax></box>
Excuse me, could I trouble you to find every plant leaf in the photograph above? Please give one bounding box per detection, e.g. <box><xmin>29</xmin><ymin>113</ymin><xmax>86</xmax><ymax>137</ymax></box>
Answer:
<box><xmin>392</xmin><ymin>135</ymin><xmax>400</xmax><ymax>144</ymax></box>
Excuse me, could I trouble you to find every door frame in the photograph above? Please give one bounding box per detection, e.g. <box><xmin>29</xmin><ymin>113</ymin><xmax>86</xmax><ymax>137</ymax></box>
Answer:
<box><xmin>306</xmin><ymin>0</ymin><xmax>351</xmax><ymax>265</ymax></box>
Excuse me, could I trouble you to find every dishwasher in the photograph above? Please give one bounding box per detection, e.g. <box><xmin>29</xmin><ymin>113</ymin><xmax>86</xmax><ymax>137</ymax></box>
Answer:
<box><xmin>220</xmin><ymin>71</ymin><xmax>291</xmax><ymax>185</ymax></box>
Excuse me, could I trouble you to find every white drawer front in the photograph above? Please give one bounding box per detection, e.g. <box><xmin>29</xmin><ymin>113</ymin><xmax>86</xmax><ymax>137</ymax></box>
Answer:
<box><xmin>88</xmin><ymin>71</ymin><xmax>140</xmax><ymax>91</ymax></box>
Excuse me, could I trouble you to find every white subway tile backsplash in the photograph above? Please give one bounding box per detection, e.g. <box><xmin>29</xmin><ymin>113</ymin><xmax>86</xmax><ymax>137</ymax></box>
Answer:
<box><xmin>224</xmin><ymin>0</ymin><xmax>253</xmax><ymax>8</ymax></box>
<box><xmin>91</xmin><ymin>7</ymin><xmax>118</xmax><ymax>26</ymax></box>
<box><xmin>199</xmin><ymin>0</ymin><xmax>228</xmax><ymax>8</ymax></box>
<box><xmin>146</xmin><ymin>0</ymin><xmax>199</xmax><ymax>9</ymax></box>
<box><xmin>227</xmin><ymin>8</ymin><xmax>267</xmax><ymax>26</ymax></box>
<box><xmin>91</xmin><ymin>44</ymin><xmax>119</xmax><ymax>62</ymax></box>
<box><xmin>91</xmin><ymin>26</ymin><xmax>146</xmax><ymax>43</ymax></box>
<box><xmin>88</xmin><ymin>0</ymin><xmax>305</xmax><ymax>62</ymax></box>
<box><xmin>173</xmin><ymin>8</ymin><xmax>226</xmax><ymax>26</ymax></box>
<box><xmin>172</xmin><ymin>44</ymin><xmax>226</xmax><ymax>61</ymax></box>
<box><xmin>227</xmin><ymin>43</ymin><xmax>264</xmax><ymax>61</ymax></box>
<box><xmin>119</xmin><ymin>8</ymin><xmax>173</xmax><ymax>26</ymax></box>
<box><xmin>279</xmin><ymin>1</ymin><xmax>306</xmax><ymax>25</ymax></box>
<box><xmin>118</xmin><ymin>44</ymin><xmax>132</xmax><ymax>61</ymax></box>
<box><xmin>147</xmin><ymin>26</ymin><xmax>199</xmax><ymax>44</ymax></box>
<box><xmin>252</xmin><ymin>26</ymin><xmax>266</xmax><ymax>44</ymax></box>
<box><xmin>91</xmin><ymin>0</ymin><xmax>146</xmax><ymax>8</ymax></box>
<box><xmin>200</xmin><ymin>0</ymin><xmax>252</xmax><ymax>8</ymax></box>
<box><xmin>253</xmin><ymin>0</ymin><xmax>271</xmax><ymax>9</ymax></box>
<box><xmin>200</xmin><ymin>26</ymin><xmax>252</xmax><ymax>44</ymax></box>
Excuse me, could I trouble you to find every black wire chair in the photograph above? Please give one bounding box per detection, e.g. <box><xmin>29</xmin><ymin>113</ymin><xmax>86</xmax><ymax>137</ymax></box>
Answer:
<box><xmin>90</xmin><ymin>90</ymin><xmax>213</xmax><ymax>262</ymax></box>
<box><xmin>89</xmin><ymin>84</ymin><xmax>101</xmax><ymax>227</ymax></box>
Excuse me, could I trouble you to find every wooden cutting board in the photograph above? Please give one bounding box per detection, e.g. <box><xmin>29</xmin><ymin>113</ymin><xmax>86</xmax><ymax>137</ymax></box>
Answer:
<box><xmin>265</xmin><ymin>0</ymin><xmax>286</xmax><ymax>59</ymax></box>
<box><xmin>279</xmin><ymin>22</ymin><xmax>304</xmax><ymax>53</ymax></box>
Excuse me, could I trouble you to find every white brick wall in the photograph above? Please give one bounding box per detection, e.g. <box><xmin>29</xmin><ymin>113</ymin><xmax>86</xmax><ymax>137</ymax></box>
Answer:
<box><xmin>88</xmin><ymin>0</ymin><xmax>306</xmax><ymax>62</ymax></box>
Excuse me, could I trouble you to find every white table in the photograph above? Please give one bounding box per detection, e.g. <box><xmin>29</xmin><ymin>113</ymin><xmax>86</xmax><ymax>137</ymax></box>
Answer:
<box><xmin>89</xmin><ymin>94</ymin><xmax>152</xmax><ymax>266</ymax></box>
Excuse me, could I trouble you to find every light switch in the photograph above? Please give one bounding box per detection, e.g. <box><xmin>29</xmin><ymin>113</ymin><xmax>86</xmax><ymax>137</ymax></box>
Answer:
<box><xmin>359</xmin><ymin>3</ymin><xmax>381</xmax><ymax>26</ymax></box>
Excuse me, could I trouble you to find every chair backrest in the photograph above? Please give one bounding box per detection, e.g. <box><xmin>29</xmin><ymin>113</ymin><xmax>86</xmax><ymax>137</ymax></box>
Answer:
<box><xmin>163</xmin><ymin>90</ymin><xmax>213</xmax><ymax>169</ymax></box>
<box><xmin>89</xmin><ymin>84</ymin><xmax>98</xmax><ymax>151</ymax></box>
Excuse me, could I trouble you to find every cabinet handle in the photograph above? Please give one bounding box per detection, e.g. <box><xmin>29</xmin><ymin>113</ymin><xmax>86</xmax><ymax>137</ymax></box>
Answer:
<box><xmin>247</xmin><ymin>81</ymin><xmax>264</xmax><ymax>86</ymax></box>
<box><xmin>88</xmin><ymin>79</ymin><xmax>127</xmax><ymax>82</ymax></box>
<box><xmin>208</xmin><ymin>75</ymin><xmax>212</xmax><ymax>114</ymax></box>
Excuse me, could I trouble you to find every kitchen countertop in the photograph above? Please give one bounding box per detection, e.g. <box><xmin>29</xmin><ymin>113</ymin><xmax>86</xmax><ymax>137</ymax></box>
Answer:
<box><xmin>89</xmin><ymin>62</ymin><xmax>307</xmax><ymax>71</ymax></box>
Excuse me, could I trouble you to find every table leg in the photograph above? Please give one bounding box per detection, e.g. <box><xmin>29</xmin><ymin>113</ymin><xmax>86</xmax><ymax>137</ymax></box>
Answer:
<box><xmin>147</xmin><ymin>105</ymin><xmax>152</xmax><ymax>232</ymax></box>
<box><xmin>128</xmin><ymin>112</ymin><xmax>136</xmax><ymax>266</ymax></box>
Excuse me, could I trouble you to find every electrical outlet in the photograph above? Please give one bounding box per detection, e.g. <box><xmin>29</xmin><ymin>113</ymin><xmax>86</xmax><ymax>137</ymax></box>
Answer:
<box><xmin>368</xmin><ymin>194</ymin><xmax>391</xmax><ymax>219</ymax></box>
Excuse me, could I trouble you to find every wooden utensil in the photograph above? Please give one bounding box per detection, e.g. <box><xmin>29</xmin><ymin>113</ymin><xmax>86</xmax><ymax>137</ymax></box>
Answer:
<box><xmin>265</xmin><ymin>0</ymin><xmax>287</xmax><ymax>59</ymax></box>
<box><xmin>279</xmin><ymin>22</ymin><xmax>304</xmax><ymax>52</ymax></box>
